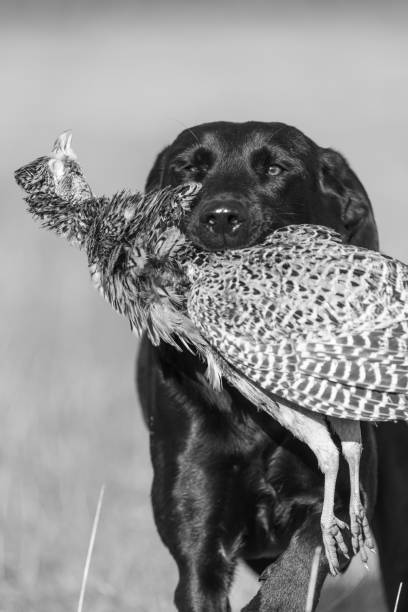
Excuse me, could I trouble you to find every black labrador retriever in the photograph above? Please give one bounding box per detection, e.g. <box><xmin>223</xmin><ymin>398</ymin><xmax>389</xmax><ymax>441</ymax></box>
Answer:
<box><xmin>137</xmin><ymin>121</ymin><xmax>408</xmax><ymax>611</ymax></box>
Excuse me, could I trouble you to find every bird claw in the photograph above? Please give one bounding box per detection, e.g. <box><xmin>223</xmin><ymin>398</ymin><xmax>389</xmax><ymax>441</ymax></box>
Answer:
<box><xmin>321</xmin><ymin>516</ymin><xmax>349</xmax><ymax>575</ymax></box>
<box><xmin>350</xmin><ymin>505</ymin><xmax>375</xmax><ymax>566</ymax></box>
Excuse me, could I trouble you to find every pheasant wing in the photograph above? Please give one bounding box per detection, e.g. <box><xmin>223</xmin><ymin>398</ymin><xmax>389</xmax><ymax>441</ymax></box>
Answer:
<box><xmin>187</xmin><ymin>235</ymin><xmax>408</xmax><ymax>422</ymax></box>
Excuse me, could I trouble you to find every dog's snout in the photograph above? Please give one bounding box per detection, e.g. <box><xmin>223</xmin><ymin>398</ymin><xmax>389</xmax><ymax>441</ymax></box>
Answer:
<box><xmin>201</xmin><ymin>204</ymin><xmax>246</xmax><ymax>236</ymax></box>
<box><xmin>199</xmin><ymin>201</ymin><xmax>249</xmax><ymax>246</ymax></box>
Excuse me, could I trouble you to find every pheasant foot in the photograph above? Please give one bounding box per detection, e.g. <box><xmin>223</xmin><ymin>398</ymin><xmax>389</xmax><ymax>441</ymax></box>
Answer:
<box><xmin>321</xmin><ymin>516</ymin><xmax>349</xmax><ymax>575</ymax></box>
<box><xmin>350</xmin><ymin>503</ymin><xmax>375</xmax><ymax>563</ymax></box>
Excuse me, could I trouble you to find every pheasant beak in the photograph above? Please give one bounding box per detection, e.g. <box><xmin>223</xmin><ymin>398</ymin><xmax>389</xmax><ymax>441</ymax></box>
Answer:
<box><xmin>49</xmin><ymin>130</ymin><xmax>77</xmax><ymax>180</ymax></box>
<box><xmin>51</xmin><ymin>130</ymin><xmax>77</xmax><ymax>161</ymax></box>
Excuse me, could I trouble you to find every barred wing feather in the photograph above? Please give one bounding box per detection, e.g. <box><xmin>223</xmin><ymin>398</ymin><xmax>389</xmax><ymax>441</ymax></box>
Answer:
<box><xmin>187</xmin><ymin>243</ymin><xmax>408</xmax><ymax>421</ymax></box>
<box><xmin>188</xmin><ymin>312</ymin><xmax>408</xmax><ymax>421</ymax></box>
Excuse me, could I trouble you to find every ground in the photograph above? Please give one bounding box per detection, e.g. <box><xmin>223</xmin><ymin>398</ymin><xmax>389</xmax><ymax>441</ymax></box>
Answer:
<box><xmin>1</xmin><ymin>1</ymin><xmax>407</xmax><ymax>609</ymax></box>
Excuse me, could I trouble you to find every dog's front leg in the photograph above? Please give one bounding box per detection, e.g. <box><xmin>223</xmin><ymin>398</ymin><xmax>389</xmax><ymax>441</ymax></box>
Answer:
<box><xmin>150</xmin><ymin>394</ymin><xmax>251</xmax><ymax>612</ymax></box>
<box><xmin>141</xmin><ymin>346</ymin><xmax>248</xmax><ymax>611</ymax></box>
<box><xmin>151</xmin><ymin>431</ymin><xmax>247</xmax><ymax>612</ymax></box>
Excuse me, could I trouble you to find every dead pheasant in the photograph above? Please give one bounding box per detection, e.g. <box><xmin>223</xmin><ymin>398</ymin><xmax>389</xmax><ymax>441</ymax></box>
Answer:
<box><xmin>16</xmin><ymin>132</ymin><xmax>408</xmax><ymax>575</ymax></box>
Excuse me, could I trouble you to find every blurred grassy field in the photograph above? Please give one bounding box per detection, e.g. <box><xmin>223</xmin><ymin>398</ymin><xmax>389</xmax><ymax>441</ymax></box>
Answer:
<box><xmin>1</xmin><ymin>1</ymin><xmax>408</xmax><ymax>609</ymax></box>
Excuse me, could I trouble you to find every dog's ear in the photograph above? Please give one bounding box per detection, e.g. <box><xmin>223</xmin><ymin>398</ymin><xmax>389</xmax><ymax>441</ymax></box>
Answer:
<box><xmin>145</xmin><ymin>146</ymin><xmax>171</xmax><ymax>191</ymax></box>
<box><xmin>318</xmin><ymin>148</ymin><xmax>379</xmax><ymax>250</ymax></box>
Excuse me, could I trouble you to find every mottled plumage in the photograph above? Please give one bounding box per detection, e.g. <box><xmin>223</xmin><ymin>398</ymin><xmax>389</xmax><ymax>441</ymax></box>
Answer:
<box><xmin>15</xmin><ymin>132</ymin><xmax>205</xmax><ymax>350</ymax></box>
<box><xmin>186</xmin><ymin>225</ymin><xmax>408</xmax><ymax>421</ymax></box>
<box><xmin>17</xmin><ymin>132</ymin><xmax>408</xmax><ymax>575</ymax></box>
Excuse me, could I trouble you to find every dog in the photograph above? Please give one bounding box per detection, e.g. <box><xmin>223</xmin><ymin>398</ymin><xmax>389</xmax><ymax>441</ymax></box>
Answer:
<box><xmin>136</xmin><ymin>122</ymin><xmax>407</xmax><ymax>611</ymax></box>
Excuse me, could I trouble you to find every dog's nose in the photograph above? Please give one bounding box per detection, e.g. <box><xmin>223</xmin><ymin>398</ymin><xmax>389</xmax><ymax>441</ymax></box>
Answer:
<box><xmin>199</xmin><ymin>201</ymin><xmax>248</xmax><ymax>237</ymax></box>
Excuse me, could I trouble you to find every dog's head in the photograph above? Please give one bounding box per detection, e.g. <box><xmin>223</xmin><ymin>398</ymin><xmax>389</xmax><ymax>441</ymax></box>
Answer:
<box><xmin>146</xmin><ymin>121</ymin><xmax>378</xmax><ymax>251</ymax></box>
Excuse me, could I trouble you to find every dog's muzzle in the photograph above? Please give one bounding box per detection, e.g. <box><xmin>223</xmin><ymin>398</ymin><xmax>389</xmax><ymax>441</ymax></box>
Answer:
<box><xmin>197</xmin><ymin>199</ymin><xmax>249</xmax><ymax>249</ymax></box>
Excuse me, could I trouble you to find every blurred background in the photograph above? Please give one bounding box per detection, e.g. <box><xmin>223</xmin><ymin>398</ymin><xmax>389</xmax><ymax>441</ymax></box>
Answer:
<box><xmin>1</xmin><ymin>0</ymin><xmax>407</xmax><ymax>609</ymax></box>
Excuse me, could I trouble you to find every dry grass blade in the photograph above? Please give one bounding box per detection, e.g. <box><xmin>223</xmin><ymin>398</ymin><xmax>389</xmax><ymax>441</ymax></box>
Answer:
<box><xmin>393</xmin><ymin>582</ymin><xmax>403</xmax><ymax>612</ymax></box>
<box><xmin>305</xmin><ymin>545</ymin><xmax>322</xmax><ymax>612</ymax></box>
<box><xmin>76</xmin><ymin>484</ymin><xmax>106</xmax><ymax>612</ymax></box>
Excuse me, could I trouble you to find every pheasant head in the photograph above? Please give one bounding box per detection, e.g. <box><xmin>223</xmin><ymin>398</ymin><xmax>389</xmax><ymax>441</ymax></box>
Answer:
<box><xmin>15</xmin><ymin>131</ymin><xmax>92</xmax><ymax>202</ymax></box>
<box><xmin>15</xmin><ymin>131</ymin><xmax>99</xmax><ymax>247</ymax></box>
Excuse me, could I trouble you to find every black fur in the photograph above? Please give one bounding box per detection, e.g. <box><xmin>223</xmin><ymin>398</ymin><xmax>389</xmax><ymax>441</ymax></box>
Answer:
<box><xmin>136</xmin><ymin>122</ymin><xmax>403</xmax><ymax>611</ymax></box>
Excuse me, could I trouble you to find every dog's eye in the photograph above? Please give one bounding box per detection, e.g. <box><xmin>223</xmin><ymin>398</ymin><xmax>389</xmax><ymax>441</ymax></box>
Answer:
<box><xmin>267</xmin><ymin>164</ymin><xmax>284</xmax><ymax>176</ymax></box>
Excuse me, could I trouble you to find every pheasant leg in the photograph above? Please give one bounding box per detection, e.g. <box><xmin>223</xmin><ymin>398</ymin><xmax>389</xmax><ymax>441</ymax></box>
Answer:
<box><xmin>330</xmin><ymin>418</ymin><xmax>375</xmax><ymax>565</ymax></box>
<box><xmin>319</xmin><ymin>447</ymin><xmax>349</xmax><ymax>575</ymax></box>
<box><xmin>271</xmin><ymin>406</ymin><xmax>349</xmax><ymax>575</ymax></box>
